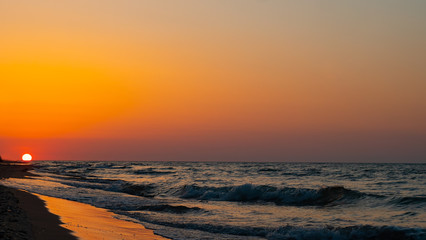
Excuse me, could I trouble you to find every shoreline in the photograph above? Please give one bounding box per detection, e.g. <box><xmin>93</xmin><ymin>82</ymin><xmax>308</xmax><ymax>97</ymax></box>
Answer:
<box><xmin>0</xmin><ymin>162</ymin><xmax>168</xmax><ymax>240</ymax></box>
<box><xmin>33</xmin><ymin>192</ymin><xmax>168</xmax><ymax>240</ymax></box>
<box><xmin>11</xmin><ymin>188</ymin><xmax>77</xmax><ymax>240</ymax></box>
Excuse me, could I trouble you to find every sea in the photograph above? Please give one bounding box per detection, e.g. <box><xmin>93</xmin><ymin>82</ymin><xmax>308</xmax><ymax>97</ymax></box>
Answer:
<box><xmin>1</xmin><ymin>162</ymin><xmax>425</xmax><ymax>240</ymax></box>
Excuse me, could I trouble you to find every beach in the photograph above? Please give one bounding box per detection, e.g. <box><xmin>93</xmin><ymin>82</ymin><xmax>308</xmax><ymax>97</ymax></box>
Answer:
<box><xmin>0</xmin><ymin>162</ymin><xmax>168</xmax><ymax>240</ymax></box>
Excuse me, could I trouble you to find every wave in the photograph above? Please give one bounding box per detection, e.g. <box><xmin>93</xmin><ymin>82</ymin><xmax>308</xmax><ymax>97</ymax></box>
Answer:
<box><xmin>126</xmin><ymin>210</ymin><xmax>426</xmax><ymax>240</ymax></box>
<box><xmin>136</xmin><ymin>204</ymin><xmax>204</xmax><ymax>214</ymax></box>
<box><xmin>266</xmin><ymin>225</ymin><xmax>425</xmax><ymax>240</ymax></box>
<box><xmin>391</xmin><ymin>196</ymin><xmax>426</xmax><ymax>206</ymax></box>
<box><xmin>42</xmin><ymin>176</ymin><xmax>159</xmax><ymax>198</ymax></box>
<box><xmin>258</xmin><ymin>168</ymin><xmax>281</xmax><ymax>172</ymax></box>
<box><xmin>133</xmin><ymin>168</ymin><xmax>175</xmax><ymax>175</ymax></box>
<box><xmin>79</xmin><ymin>181</ymin><xmax>158</xmax><ymax>198</ymax></box>
<box><xmin>109</xmin><ymin>165</ymin><xmax>131</xmax><ymax>169</ymax></box>
<box><xmin>120</xmin><ymin>183</ymin><xmax>157</xmax><ymax>197</ymax></box>
<box><xmin>178</xmin><ymin>184</ymin><xmax>367</xmax><ymax>206</ymax></box>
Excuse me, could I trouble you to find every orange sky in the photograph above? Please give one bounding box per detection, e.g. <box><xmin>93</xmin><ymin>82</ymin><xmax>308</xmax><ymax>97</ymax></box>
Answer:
<box><xmin>1</xmin><ymin>1</ymin><xmax>425</xmax><ymax>162</ymax></box>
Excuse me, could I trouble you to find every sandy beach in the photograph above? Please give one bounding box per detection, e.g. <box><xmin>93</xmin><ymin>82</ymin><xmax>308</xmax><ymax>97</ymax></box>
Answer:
<box><xmin>0</xmin><ymin>162</ymin><xmax>168</xmax><ymax>240</ymax></box>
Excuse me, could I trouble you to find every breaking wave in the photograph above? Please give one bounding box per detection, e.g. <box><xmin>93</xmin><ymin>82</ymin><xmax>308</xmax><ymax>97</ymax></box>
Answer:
<box><xmin>178</xmin><ymin>184</ymin><xmax>368</xmax><ymax>206</ymax></box>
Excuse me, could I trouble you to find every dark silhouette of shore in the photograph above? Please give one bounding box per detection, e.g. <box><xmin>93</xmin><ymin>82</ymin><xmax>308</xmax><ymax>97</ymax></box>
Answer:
<box><xmin>0</xmin><ymin>162</ymin><xmax>77</xmax><ymax>240</ymax></box>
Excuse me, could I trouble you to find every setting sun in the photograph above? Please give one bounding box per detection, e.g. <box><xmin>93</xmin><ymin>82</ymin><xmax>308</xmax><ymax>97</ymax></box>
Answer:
<box><xmin>22</xmin><ymin>153</ymin><xmax>32</xmax><ymax>162</ymax></box>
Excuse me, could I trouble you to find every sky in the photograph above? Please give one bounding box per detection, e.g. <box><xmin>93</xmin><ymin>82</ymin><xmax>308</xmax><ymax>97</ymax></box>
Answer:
<box><xmin>1</xmin><ymin>0</ymin><xmax>425</xmax><ymax>162</ymax></box>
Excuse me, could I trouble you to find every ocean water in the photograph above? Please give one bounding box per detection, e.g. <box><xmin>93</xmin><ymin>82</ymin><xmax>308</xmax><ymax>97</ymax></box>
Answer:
<box><xmin>1</xmin><ymin>162</ymin><xmax>425</xmax><ymax>240</ymax></box>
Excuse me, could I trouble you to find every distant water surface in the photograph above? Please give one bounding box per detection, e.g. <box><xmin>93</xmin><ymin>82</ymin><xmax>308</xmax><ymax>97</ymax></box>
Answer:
<box><xmin>1</xmin><ymin>162</ymin><xmax>425</xmax><ymax>240</ymax></box>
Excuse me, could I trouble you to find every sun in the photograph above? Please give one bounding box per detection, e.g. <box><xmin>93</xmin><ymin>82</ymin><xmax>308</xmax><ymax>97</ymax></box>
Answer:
<box><xmin>22</xmin><ymin>153</ymin><xmax>33</xmax><ymax>162</ymax></box>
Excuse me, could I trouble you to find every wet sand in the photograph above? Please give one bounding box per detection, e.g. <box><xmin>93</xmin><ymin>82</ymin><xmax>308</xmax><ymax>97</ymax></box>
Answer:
<box><xmin>34</xmin><ymin>193</ymin><xmax>168</xmax><ymax>240</ymax></box>
<box><xmin>0</xmin><ymin>162</ymin><xmax>169</xmax><ymax>240</ymax></box>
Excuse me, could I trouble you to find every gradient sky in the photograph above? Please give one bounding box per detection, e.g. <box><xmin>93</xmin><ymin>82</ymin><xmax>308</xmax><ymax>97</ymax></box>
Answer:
<box><xmin>1</xmin><ymin>0</ymin><xmax>425</xmax><ymax>162</ymax></box>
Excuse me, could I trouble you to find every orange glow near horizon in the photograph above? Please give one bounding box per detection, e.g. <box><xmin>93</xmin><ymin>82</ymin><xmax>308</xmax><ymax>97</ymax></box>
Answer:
<box><xmin>0</xmin><ymin>60</ymin><xmax>136</xmax><ymax>138</ymax></box>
